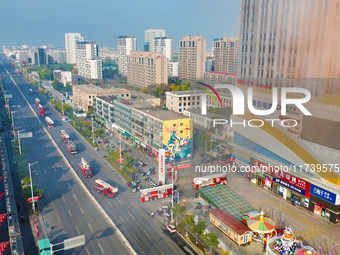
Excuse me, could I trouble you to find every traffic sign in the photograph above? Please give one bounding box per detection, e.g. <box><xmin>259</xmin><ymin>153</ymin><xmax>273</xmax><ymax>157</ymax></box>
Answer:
<box><xmin>64</xmin><ymin>234</ymin><xmax>85</xmax><ymax>250</ymax></box>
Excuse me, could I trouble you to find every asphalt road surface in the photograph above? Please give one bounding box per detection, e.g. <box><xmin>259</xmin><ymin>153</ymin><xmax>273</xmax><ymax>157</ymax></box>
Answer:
<box><xmin>1</xmin><ymin>60</ymin><xmax>193</xmax><ymax>255</ymax></box>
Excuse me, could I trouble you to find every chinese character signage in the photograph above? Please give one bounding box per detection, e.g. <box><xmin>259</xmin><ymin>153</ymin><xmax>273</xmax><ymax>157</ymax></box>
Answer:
<box><xmin>158</xmin><ymin>149</ymin><xmax>165</xmax><ymax>185</ymax></box>
<box><xmin>273</xmin><ymin>178</ymin><xmax>306</xmax><ymax>196</ymax></box>
<box><xmin>310</xmin><ymin>184</ymin><xmax>338</xmax><ymax>205</ymax></box>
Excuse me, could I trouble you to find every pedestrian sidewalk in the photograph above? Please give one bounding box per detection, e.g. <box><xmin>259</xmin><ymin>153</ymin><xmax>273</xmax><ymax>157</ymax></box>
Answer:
<box><xmin>29</xmin><ymin>214</ymin><xmax>48</xmax><ymax>245</ymax></box>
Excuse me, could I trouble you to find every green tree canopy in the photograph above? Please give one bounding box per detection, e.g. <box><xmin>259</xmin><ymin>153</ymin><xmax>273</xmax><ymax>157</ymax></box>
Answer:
<box><xmin>192</xmin><ymin>221</ymin><xmax>207</xmax><ymax>236</ymax></box>
<box><xmin>181</xmin><ymin>214</ymin><xmax>195</xmax><ymax>227</ymax></box>
<box><xmin>172</xmin><ymin>204</ymin><xmax>187</xmax><ymax>217</ymax></box>
<box><xmin>201</xmin><ymin>233</ymin><xmax>219</xmax><ymax>248</ymax></box>
<box><xmin>38</xmin><ymin>68</ymin><xmax>53</xmax><ymax>80</ymax></box>
<box><xmin>52</xmin><ymin>79</ymin><xmax>61</xmax><ymax>90</ymax></box>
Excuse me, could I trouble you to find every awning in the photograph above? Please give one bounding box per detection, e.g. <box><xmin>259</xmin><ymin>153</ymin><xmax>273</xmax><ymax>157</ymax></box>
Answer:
<box><xmin>135</xmin><ymin>138</ymin><xmax>140</xmax><ymax>144</ymax></box>
<box><xmin>124</xmin><ymin>131</ymin><xmax>130</xmax><ymax>138</ymax></box>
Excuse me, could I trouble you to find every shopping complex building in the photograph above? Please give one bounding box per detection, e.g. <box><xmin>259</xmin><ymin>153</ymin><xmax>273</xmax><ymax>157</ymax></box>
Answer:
<box><xmin>93</xmin><ymin>95</ymin><xmax>193</xmax><ymax>162</ymax></box>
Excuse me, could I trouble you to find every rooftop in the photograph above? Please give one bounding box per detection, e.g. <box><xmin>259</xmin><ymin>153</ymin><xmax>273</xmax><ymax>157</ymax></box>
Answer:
<box><xmin>74</xmin><ymin>84</ymin><xmax>130</xmax><ymax>94</ymax></box>
<box><xmin>165</xmin><ymin>90</ymin><xmax>207</xmax><ymax>96</ymax></box>
<box><xmin>131</xmin><ymin>90</ymin><xmax>159</xmax><ymax>100</ymax></box>
<box><xmin>187</xmin><ymin>109</ymin><xmax>224</xmax><ymax>119</ymax></box>
<box><xmin>210</xmin><ymin>208</ymin><xmax>252</xmax><ymax>235</ymax></box>
<box><xmin>145</xmin><ymin>110</ymin><xmax>189</xmax><ymax>121</ymax></box>
<box><xmin>97</xmin><ymin>95</ymin><xmax>118</xmax><ymax>104</ymax></box>
<box><xmin>115</xmin><ymin>98</ymin><xmax>156</xmax><ymax>109</ymax></box>
<box><xmin>206</xmin><ymin>71</ymin><xmax>237</xmax><ymax>76</ymax></box>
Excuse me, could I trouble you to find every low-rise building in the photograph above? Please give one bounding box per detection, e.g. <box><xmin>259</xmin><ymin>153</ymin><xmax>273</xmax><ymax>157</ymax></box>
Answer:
<box><xmin>165</xmin><ymin>90</ymin><xmax>206</xmax><ymax>113</ymax></box>
<box><xmin>72</xmin><ymin>84</ymin><xmax>130</xmax><ymax>112</ymax></box>
<box><xmin>204</xmin><ymin>71</ymin><xmax>237</xmax><ymax>85</ymax></box>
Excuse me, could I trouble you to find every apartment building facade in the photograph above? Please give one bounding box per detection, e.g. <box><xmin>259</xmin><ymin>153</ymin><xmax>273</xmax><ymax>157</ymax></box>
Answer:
<box><xmin>213</xmin><ymin>37</ymin><xmax>239</xmax><ymax>74</ymax></box>
<box><xmin>204</xmin><ymin>71</ymin><xmax>237</xmax><ymax>85</ymax></box>
<box><xmin>76</xmin><ymin>40</ymin><xmax>102</xmax><ymax>80</ymax></box>
<box><xmin>118</xmin><ymin>36</ymin><xmax>137</xmax><ymax>76</ymax></box>
<box><xmin>65</xmin><ymin>33</ymin><xmax>82</xmax><ymax>64</ymax></box>
<box><xmin>153</xmin><ymin>37</ymin><xmax>173</xmax><ymax>60</ymax></box>
<box><xmin>144</xmin><ymin>29</ymin><xmax>165</xmax><ymax>52</ymax></box>
<box><xmin>127</xmin><ymin>51</ymin><xmax>168</xmax><ymax>87</ymax></box>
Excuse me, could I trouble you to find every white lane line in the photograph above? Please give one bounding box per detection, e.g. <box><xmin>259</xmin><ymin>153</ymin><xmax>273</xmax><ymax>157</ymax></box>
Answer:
<box><xmin>62</xmin><ymin>196</ymin><xmax>65</xmax><ymax>202</ymax></box>
<box><xmin>132</xmin><ymin>233</ymin><xmax>140</xmax><ymax>242</ymax></box>
<box><xmin>80</xmin><ymin>207</ymin><xmax>84</xmax><ymax>215</ymax></box>
<box><xmin>107</xmin><ymin>201</ymin><xmax>113</xmax><ymax>208</ymax></box>
<box><xmin>85</xmin><ymin>247</ymin><xmax>90</xmax><ymax>255</ymax></box>
<box><xmin>161</xmin><ymin>252</ymin><xmax>165</xmax><ymax>255</ymax></box>
<box><xmin>116</xmin><ymin>198</ymin><xmax>123</xmax><ymax>206</ymax></box>
<box><xmin>143</xmin><ymin>230</ymin><xmax>151</xmax><ymax>239</ymax></box>
<box><xmin>155</xmin><ymin>227</ymin><xmax>161</xmax><ymax>235</ymax></box>
<box><xmin>75</xmin><ymin>226</ymin><xmax>80</xmax><ymax>235</ymax></box>
<box><xmin>68</xmin><ymin>210</ymin><xmax>72</xmax><ymax>217</ymax></box>
<box><xmin>44</xmin><ymin>169</ymin><xmax>47</xmax><ymax>174</ymax></box>
<box><xmin>73</xmin><ymin>194</ymin><xmax>77</xmax><ymax>200</ymax></box>
<box><xmin>67</xmin><ymin>183</ymin><xmax>70</xmax><ymax>188</ymax></box>
<box><xmin>56</xmin><ymin>184</ymin><xmax>60</xmax><ymax>190</ymax></box>
<box><xmin>53</xmin><ymin>167</ymin><xmax>57</xmax><ymax>172</ymax></box>
<box><xmin>98</xmin><ymin>243</ymin><xmax>104</xmax><ymax>253</ymax></box>
<box><xmin>129</xmin><ymin>212</ymin><xmax>135</xmax><ymax>221</ymax></box>
<box><xmin>88</xmin><ymin>223</ymin><xmax>93</xmax><ymax>232</ymax></box>
<box><xmin>119</xmin><ymin>215</ymin><xmax>125</xmax><ymax>224</ymax></box>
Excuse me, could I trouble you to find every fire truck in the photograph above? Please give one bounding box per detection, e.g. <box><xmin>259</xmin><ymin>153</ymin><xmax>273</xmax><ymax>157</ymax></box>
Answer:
<box><xmin>60</xmin><ymin>130</ymin><xmax>70</xmax><ymax>142</ymax></box>
<box><xmin>67</xmin><ymin>140</ymin><xmax>77</xmax><ymax>154</ymax></box>
<box><xmin>29</xmin><ymin>89</ymin><xmax>33</xmax><ymax>95</ymax></box>
<box><xmin>79</xmin><ymin>158</ymin><xmax>93</xmax><ymax>177</ymax></box>
<box><xmin>45</xmin><ymin>116</ymin><xmax>54</xmax><ymax>127</ymax></box>
<box><xmin>192</xmin><ymin>173</ymin><xmax>227</xmax><ymax>189</ymax></box>
<box><xmin>35</xmin><ymin>98</ymin><xmax>40</xmax><ymax>105</ymax></box>
<box><xmin>38</xmin><ymin>104</ymin><xmax>45</xmax><ymax>117</ymax></box>
<box><xmin>94</xmin><ymin>179</ymin><xmax>118</xmax><ymax>197</ymax></box>
<box><xmin>139</xmin><ymin>184</ymin><xmax>173</xmax><ymax>202</ymax></box>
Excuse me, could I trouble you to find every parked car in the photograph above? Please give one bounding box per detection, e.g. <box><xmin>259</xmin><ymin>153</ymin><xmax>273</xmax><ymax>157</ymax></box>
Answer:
<box><xmin>166</xmin><ymin>224</ymin><xmax>176</xmax><ymax>233</ymax></box>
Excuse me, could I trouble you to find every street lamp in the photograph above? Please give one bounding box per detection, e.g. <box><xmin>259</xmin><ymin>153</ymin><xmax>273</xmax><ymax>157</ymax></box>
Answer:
<box><xmin>29</xmin><ymin>161</ymin><xmax>38</xmax><ymax>213</ymax></box>
<box><xmin>11</xmin><ymin>111</ymin><xmax>15</xmax><ymax>141</ymax></box>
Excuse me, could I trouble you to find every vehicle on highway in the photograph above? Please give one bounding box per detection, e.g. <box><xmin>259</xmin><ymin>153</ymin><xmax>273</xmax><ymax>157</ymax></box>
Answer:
<box><xmin>94</xmin><ymin>179</ymin><xmax>118</xmax><ymax>197</ymax></box>
<box><xmin>35</xmin><ymin>98</ymin><xmax>40</xmax><ymax>105</ymax></box>
<box><xmin>67</xmin><ymin>140</ymin><xmax>77</xmax><ymax>154</ymax></box>
<box><xmin>140</xmin><ymin>184</ymin><xmax>173</xmax><ymax>202</ymax></box>
<box><xmin>38</xmin><ymin>104</ymin><xmax>45</xmax><ymax>117</ymax></box>
<box><xmin>45</xmin><ymin>116</ymin><xmax>54</xmax><ymax>127</ymax></box>
<box><xmin>29</xmin><ymin>89</ymin><xmax>33</xmax><ymax>95</ymax></box>
<box><xmin>79</xmin><ymin>158</ymin><xmax>93</xmax><ymax>177</ymax></box>
<box><xmin>60</xmin><ymin>130</ymin><xmax>70</xmax><ymax>142</ymax></box>
<box><xmin>192</xmin><ymin>173</ymin><xmax>227</xmax><ymax>189</ymax></box>
<box><xmin>166</xmin><ymin>224</ymin><xmax>176</xmax><ymax>233</ymax></box>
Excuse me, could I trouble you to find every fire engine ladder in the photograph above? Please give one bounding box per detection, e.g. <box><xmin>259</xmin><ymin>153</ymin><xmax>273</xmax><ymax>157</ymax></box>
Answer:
<box><xmin>139</xmin><ymin>184</ymin><xmax>173</xmax><ymax>195</ymax></box>
<box><xmin>81</xmin><ymin>158</ymin><xmax>89</xmax><ymax>169</ymax></box>
<box><xmin>95</xmin><ymin>179</ymin><xmax>118</xmax><ymax>192</ymax></box>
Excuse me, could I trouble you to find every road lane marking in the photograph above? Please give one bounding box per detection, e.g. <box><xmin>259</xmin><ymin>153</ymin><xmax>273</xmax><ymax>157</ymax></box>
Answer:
<box><xmin>98</xmin><ymin>243</ymin><xmax>104</xmax><ymax>253</ymax></box>
<box><xmin>73</xmin><ymin>194</ymin><xmax>77</xmax><ymax>200</ymax></box>
<box><xmin>56</xmin><ymin>184</ymin><xmax>60</xmax><ymax>190</ymax></box>
<box><xmin>161</xmin><ymin>252</ymin><xmax>165</xmax><ymax>255</ymax></box>
<box><xmin>68</xmin><ymin>210</ymin><xmax>72</xmax><ymax>217</ymax></box>
<box><xmin>132</xmin><ymin>234</ymin><xmax>140</xmax><ymax>242</ymax></box>
<box><xmin>129</xmin><ymin>212</ymin><xmax>135</xmax><ymax>221</ymax></box>
<box><xmin>62</xmin><ymin>196</ymin><xmax>65</xmax><ymax>202</ymax></box>
<box><xmin>107</xmin><ymin>201</ymin><xmax>113</xmax><ymax>208</ymax></box>
<box><xmin>143</xmin><ymin>230</ymin><xmax>151</xmax><ymax>240</ymax></box>
<box><xmin>53</xmin><ymin>167</ymin><xmax>57</xmax><ymax>172</ymax></box>
<box><xmin>88</xmin><ymin>223</ymin><xmax>93</xmax><ymax>232</ymax></box>
<box><xmin>67</xmin><ymin>183</ymin><xmax>70</xmax><ymax>188</ymax></box>
<box><xmin>168</xmin><ymin>243</ymin><xmax>176</xmax><ymax>252</ymax></box>
<box><xmin>85</xmin><ymin>247</ymin><xmax>90</xmax><ymax>255</ymax></box>
<box><xmin>116</xmin><ymin>198</ymin><xmax>123</xmax><ymax>206</ymax></box>
<box><xmin>44</xmin><ymin>169</ymin><xmax>47</xmax><ymax>174</ymax></box>
<box><xmin>80</xmin><ymin>207</ymin><xmax>84</xmax><ymax>215</ymax></box>
<box><xmin>75</xmin><ymin>226</ymin><xmax>80</xmax><ymax>235</ymax></box>
<box><xmin>119</xmin><ymin>215</ymin><xmax>125</xmax><ymax>224</ymax></box>
<box><xmin>155</xmin><ymin>227</ymin><xmax>161</xmax><ymax>235</ymax></box>
<box><xmin>143</xmin><ymin>215</ymin><xmax>149</xmax><ymax>222</ymax></box>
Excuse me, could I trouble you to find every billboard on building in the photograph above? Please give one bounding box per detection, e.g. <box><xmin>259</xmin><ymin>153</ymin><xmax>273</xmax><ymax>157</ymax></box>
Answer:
<box><xmin>162</xmin><ymin>118</ymin><xmax>192</xmax><ymax>160</ymax></box>
<box><xmin>159</xmin><ymin>149</ymin><xmax>166</xmax><ymax>184</ymax></box>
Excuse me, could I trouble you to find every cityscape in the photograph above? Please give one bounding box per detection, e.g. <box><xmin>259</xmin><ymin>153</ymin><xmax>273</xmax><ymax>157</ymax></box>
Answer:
<box><xmin>0</xmin><ymin>0</ymin><xmax>340</xmax><ymax>255</ymax></box>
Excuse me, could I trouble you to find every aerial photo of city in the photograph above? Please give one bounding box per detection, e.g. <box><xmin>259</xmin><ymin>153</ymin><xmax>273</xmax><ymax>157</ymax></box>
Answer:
<box><xmin>0</xmin><ymin>0</ymin><xmax>339</xmax><ymax>254</ymax></box>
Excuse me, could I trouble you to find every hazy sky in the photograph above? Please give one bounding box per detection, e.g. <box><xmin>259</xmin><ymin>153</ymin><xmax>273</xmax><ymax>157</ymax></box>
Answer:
<box><xmin>0</xmin><ymin>0</ymin><xmax>240</xmax><ymax>50</ymax></box>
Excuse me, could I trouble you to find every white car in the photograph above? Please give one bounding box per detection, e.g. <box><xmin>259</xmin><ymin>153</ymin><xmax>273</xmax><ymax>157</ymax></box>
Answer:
<box><xmin>166</xmin><ymin>224</ymin><xmax>176</xmax><ymax>233</ymax></box>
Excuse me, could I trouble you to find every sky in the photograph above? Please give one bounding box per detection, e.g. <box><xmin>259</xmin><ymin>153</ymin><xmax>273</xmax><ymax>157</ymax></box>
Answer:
<box><xmin>0</xmin><ymin>0</ymin><xmax>240</xmax><ymax>51</ymax></box>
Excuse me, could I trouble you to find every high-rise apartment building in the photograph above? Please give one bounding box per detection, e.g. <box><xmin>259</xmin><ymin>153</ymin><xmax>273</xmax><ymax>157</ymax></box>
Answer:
<box><xmin>49</xmin><ymin>49</ymin><xmax>66</xmax><ymax>64</ymax></box>
<box><xmin>179</xmin><ymin>35</ymin><xmax>206</xmax><ymax>81</ymax></box>
<box><xmin>144</xmin><ymin>29</ymin><xmax>165</xmax><ymax>52</ymax></box>
<box><xmin>238</xmin><ymin>0</ymin><xmax>340</xmax><ymax>97</ymax></box>
<box><xmin>118</xmin><ymin>36</ymin><xmax>137</xmax><ymax>76</ymax></box>
<box><xmin>37</xmin><ymin>48</ymin><xmax>46</xmax><ymax>66</ymax></box>
<box><xmin>17</xmin><ymin>50</ymin><xmax>28</xmax><ymax>63</ymax></box>
<box><xmin>65</xmin><ymin>33</ymin><xmax>82</xmax><ymax>64</ymax></box>
<box><xmin>213</xmin><ymin>37</ymin><xmax>239</xmax><ymax>74</ymax></box>
<box><xmin>127</xmin><ymin>51</ymin><xmax>168</xmax><ymax>87</ymax></box>
<box><xmin>153</xmin><ymin>37</ymin><xmax>172</xmax><ymax>60</ymax></box>
<box><xmin>76</xmin><ymin>40</ymin><xmax>102</xmax><ymax>80</ymax></box>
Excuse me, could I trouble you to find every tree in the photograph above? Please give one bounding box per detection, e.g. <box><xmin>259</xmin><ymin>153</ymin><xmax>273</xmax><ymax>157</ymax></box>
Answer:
<box><xmin>172</xmin><ymin>204</ymin><xmax>187</xmax><ymax>217</ymax></box>
<box><xmin>192</xmin><ymin>220</ymin><xmax>207</xmax><ymax>237</ymax></box>
<box><xmin>52</xmin><ymin>79</ymin><xmax>61</xmax><ymax>90</ymax></box>
<box><xmin>181</xmin><ymin>214</ymin><xmax>195</xmax><ymax>227</ymax></box>
<box><xmin>194</xmin><ymin>132</ymin><xmax>216</xmax><ymax>152</ymax></box>
<box><xmin>38</xmin><ymin>68</ymin><xmax>53</xmax><ymax>80</ymax></box>
<box><xmin>201</xmin><ymin>233</ymin><xmax>219</xmax><ymax>249</ymax></box>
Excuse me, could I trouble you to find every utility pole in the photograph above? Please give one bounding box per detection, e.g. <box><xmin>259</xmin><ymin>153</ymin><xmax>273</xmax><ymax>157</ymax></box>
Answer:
<box><xmin>18</xmin><ymin>130</ymin><xmax>21</xmax><ymax>154</ymax></box>
<box><xmin>119</xmin><ymin>132</ymin><xmax>122</xmax><ymax>162</ymax></box>
<box><xmin>29</xmin><ymin>161</ymin><xmax>38</xmax><ymax>213</ymax></box>
<box><xmin>11</xmin><ymin>111</ymin><xmax>15</xmax><ymax>141</ymax></box>
<box><xmin>92</xmin><ymin>113</ymin><xmax>95</xmax><ymax>144</ymax></box>
<box><xmin>171</xmin><ymin>167</ymin><xmax>174</xmax><ymax>223</ymax></box>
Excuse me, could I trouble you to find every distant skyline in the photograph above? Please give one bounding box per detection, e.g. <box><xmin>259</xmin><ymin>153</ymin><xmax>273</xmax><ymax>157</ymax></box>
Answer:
<box><xmin>0</xmin><ymin>0</ymin><xmax>240</xmax><ymax>51</ymax></box>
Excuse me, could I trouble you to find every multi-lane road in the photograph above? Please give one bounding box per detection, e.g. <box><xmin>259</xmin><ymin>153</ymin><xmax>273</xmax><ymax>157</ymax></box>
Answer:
<box><xmin>1</xmin><ymin>60</ymin><xmax>192</xmax><ymax>255</ymax></box>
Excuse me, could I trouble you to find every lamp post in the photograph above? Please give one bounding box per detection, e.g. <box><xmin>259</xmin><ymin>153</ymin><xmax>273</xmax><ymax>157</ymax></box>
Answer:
<box><xmin>29</xmin><ymin>161</ymin><xmax>38</xmax><ymax>213</ymax></box>
<box><xmin>18</xmin><ymin>130</ymin><xmax>21</xmax><ymax>154</ymax></box>
<box><xmin>171</xmin><ymin>167</ymin><xmax>174</xmax><ymax>222</ymax></box>
<box><xmin>92</xmin><ymin>113</ymin><xmax>95</xmax><ymax>144</ymax></box>
<box><xmin>11</xmin><ymin>111</ymin><xmax>15</xmax><ymax>141</ymax></box>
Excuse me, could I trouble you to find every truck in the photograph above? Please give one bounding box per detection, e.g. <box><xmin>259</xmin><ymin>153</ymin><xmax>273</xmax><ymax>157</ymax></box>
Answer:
<box><xmin>192</xmin><ymin>173</ymin><xmax>227</xmax><ymax>189</ymax></box>
<box><xmin>29</xmin><ymin>89</ymin><xmax>33</xmax><ymax>95</ymax></box>
<box><xmin>79</xmin><ymin>158</ymin><xmax>93</xmax><ymax>177</ymax></box>
<box><xmin>35</xmin><ymin>98</ymin><xmax>40</xmax><ymax>105</ymax></box>
<box><xmin>67</xmin><ymin>140</ymin><xmax>77</xmax><ymax>154</ymax></box>
<box><xmin>60</xmin><ymin>130</ymin><xmax>70</xmax><ymax>142</ymax></box>
<box><xmin>94</xmin><ymin>179</ymin><xmax>118</xmax><ymax>197</ymax></box>
<box><xmin>139</xmin><ymin>184</ymin><xmax>173</xmax><ymax>202</ymax></box>
<box><xmin>39</xmin><ymin>104</ymin><xmax>45</xmax><ymax>117</ymax></box>
<box><xmin>45</xmin><ymin>116</ymin><xmax>54</xmax><ymax>127</ymax></box>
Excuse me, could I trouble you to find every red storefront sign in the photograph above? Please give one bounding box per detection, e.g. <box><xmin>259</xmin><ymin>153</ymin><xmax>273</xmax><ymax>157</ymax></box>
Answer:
<box><xmin>172</xmin><ymin>164</ymin><xmax>192</xmax><ymax>170</ymax></box>
<box><xmin>165</xmin><ymin>151</ymin><xmax>170</xmax><ymax>157</ymax></box>
<box><xmin>152</xmin><ymin>149</ymin><xmax>158</xmax><ymax>156</ymax></box>
<box><xmin>254</xmin><ymin>160</ymin><xmax>311</xmax><ymax>197</ymax></box>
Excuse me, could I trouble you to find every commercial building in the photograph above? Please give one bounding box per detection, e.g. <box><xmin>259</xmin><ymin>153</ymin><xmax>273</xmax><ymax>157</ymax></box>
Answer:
<box><xmin>65</xmin><ymin>33</ymin><xmax>82</xmax><ymax>64</ymax></box>
<box><xmin>72</xmin><ymin>84</ymin><xmax>130</xmax><ymax>112</ymax></box>
<box><xmin>153</xmin><ymin>37</ymin><xmax>172</xmax><ymax>60</ymax></box>
<box><xmin>127</xmin><ymin>51</ymin><xmax>168</xmax><ymax>87</ymax></box>
<box><xmin>238</xmin><ymin>0</ymin><xmax>340</xmax><ymax>97</ymax></box>
<box><xmin>213</xmin><ymin>37</ymin><xmax>239</xmax><ymax>74</ymax></box>
<box><xmin>204</xmin><ymin>71</ymin><xmax>237</xmax><ymax>85</ymax></box>
<box><xmin>168</xmin><ymin>62</ymin><xmax>179</xmax><ymax>78</ymax></box>
<box><xmin>37</xmin><ymin>48</ymin><xmax>46</xmax><ymax>66</ymax></box>
<box><xmin>93</xmin><ymin>96</ymin><xmax>192</xmax><ymax>161</ymax></box>
<box><xmin>165</xmin><ymin>90</ymin><xmax>205</xmax><ymax>113</ymax></box>
<box><xmin>179</xmin><ymin>35</ymin><xmax>206</xmax><ymax>81</ymax></box>
<box><xmin>76</xmin><ymin>40</ymin><xmax>102</xmax><ymax>80</ymax></box>
<box><xmin>48</xmin><ymin>49</ymin><xmax>66</xmax><ymax>64</ymax></box>
<box><xmin>144</xmin><ymin>29</ymin><xmax>165</xmax><ymax>52</ymax></box>
<box><xmin>118</xmin><ymin>36</ymin><xmax>137</xmax><ymax>76</ymax></box>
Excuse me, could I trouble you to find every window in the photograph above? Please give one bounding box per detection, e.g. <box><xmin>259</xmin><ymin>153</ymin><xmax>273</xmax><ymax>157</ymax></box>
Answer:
<box><xmin>184</xmin><ymin>97</ymin><xmax>186</xmax><ymax>100</ymax></box>
<box><xmin>188</xmin><ymin>103</ymin><xmax>190</xmax><ymax>106</ymax></box>
<box><xmin>179</xmin><ymin>109</ymin><xmax>182</xmax><ymax>112</ymax></box>
<box><xmin>234</xmin><ymin>233</ymin><xmax>238</xmax><ymax>241</ymax></box>
<box><xmin>89</xmin><ymin>101</ymin><xmax>91</xmax><ymax>104</ymax></box>
<box><xmin>89</xmin><ymin>95</ymin><xmax>92</xmax><ymax>98</ymax></box>
<box><xmin>184</xmin><ymin>103</ymin><xmax>186</xmax><ymax>106</ymax></box>
<box><xmin>180</xmin><ymin>123</ymin><xmax>183</xmax><ymax>126</ymax></box>
<box><xmin>179</xmin><ymin>97</ymin><xmax>182</xmax><ymax>100</ymax></box>
<box><xmin>180</xmin><ymin>130</ymin><xmax>183</xmax><ymax>133</ymax></box>
<box><xmin>121</xmin><ymin>94</ymin><xmax>124</xmax><ymax>97</ymax></box>
<box><xmin>126</xmin><ymin>94</ymin><xmax>129</xmax><ymax>97</ymax></box>
<box><xmin>192</xmin><ymin>96</ymin><xmax>195</xmax><ymax>100</ymax></box>
<box><xmin>243</xmin><ymin>235</ymin><xmax>248</xmax><ymax>243</ymax></box>
<box><xmin>192</xmin><ymin>102</ymin><xmax>195</xmax><ymax>105</ymax></box>
<box><xmin>179</xmin><ymin>103</ymin><xmax>182</xmax><ymax>106</ymax></box>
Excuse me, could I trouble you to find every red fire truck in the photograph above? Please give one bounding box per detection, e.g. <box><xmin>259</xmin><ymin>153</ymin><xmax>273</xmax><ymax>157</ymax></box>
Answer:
<box><xmin>94</xmin><ymin>179</ymin><xmax>118</xmax><ymax>197</ymax></box>
<box><xmin>38</xmin><ymin>104</ymin><xmax>45</xmax><ymax>117</ymax></box>
<box><xmin>45</xmin><ymin>116</ymin><xmax>54</xmax><ymax>127</ymax></box>
<box><xmin>139</xmin><ymin>184</ymin><xmax>173</xmax><ymax>202</ymax></box>
<box><xmin>79</xmin><ymin>158</ymin><xmax>93</xmax><ymax>177</ymax></box>
<box><xmin>67</xmin><ymin>140</ymin><xmax>77</xmax><ymax>154</ymax></box>
<box><xmin>60</xmin><ymin>130</ymin><xmax>70</xmax><ymax>142</ymax></box>
<box><xmin>29</xmin><ymin>89</ymin><xmax>33</xmax><ymax>95</ymax></box>
<box><xmin>192</xmin><ymin>173</ymin><xmax>227</xmax><ymax>189</ymax></box>
<box><xmin>35</xmin><ymin>98</ymin><xmax>40</xmax><ymax>105</ymax></box>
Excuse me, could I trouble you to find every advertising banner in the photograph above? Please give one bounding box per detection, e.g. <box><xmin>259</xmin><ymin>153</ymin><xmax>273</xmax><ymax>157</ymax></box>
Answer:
<box><xmin>310</xmin><ymin>184</ymin><xmax>338</xmax><ymax>205</ymax></box>
<box><xmin>158</xmin><ymin>149</ymin><xmax>165</xmax><ymax>185</ymax></box>
<box><xmin>273</xmin><ymin>178</ymin><xmax>306</xmax><ymax>196</ymax></box>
